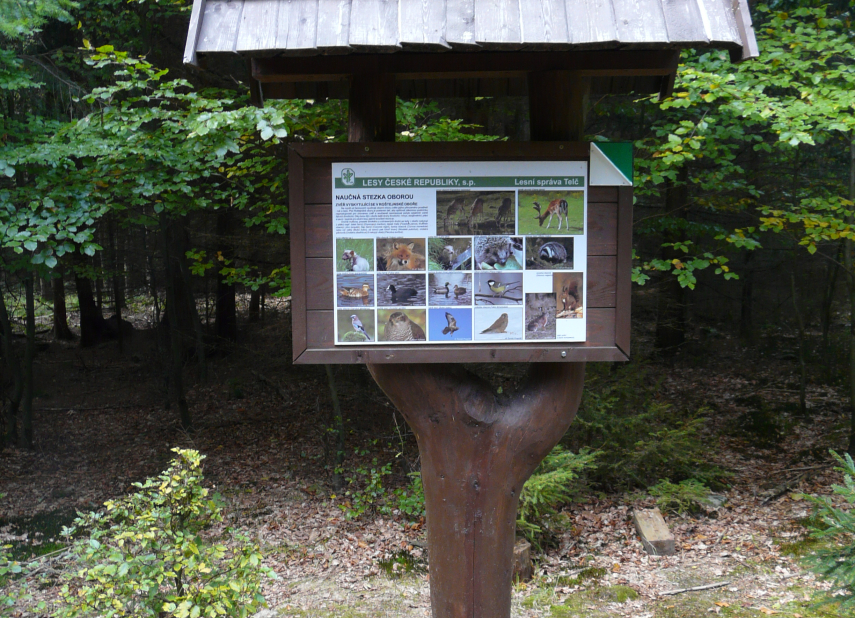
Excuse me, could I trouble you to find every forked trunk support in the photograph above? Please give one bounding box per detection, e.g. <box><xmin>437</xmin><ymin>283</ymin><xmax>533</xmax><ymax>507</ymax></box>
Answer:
<box><xmin>368</xmin><ymin>363</ymin><xmax>585</xmax><ymax>618</ymax></box>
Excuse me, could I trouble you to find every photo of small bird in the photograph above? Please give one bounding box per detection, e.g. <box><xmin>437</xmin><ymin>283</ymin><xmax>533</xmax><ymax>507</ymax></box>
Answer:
<box><xmin>384</xmin><ymin>311</ymin><xmax>426</xmax><ymax>341</ymax></box>
<box><xmin>350</xmin><ymin>314</ymin><xmax>371</xmax><ymax>341</ymax></box>
<box><xmin>526</xmin><ymin>307</ymin><xmax>548</xmax><ymax>332</ymax></box>
<box><xmin>486</xmin><ymin>279</ymin><xmax>508</xmax><ymax>297</ymax></box>
<box><xmin>339</xmin><ymin>283</ymin><xmax>371</xmax><ymax>298</ymax></box>
<box><xmin>480</xmin><ymin>313</ymin><xmax>509</xmax><ymax>334</ymax></box>
<box><xmin>441</xmin><ymin>312</ymin><xmax>459</xmax><ymax>336</ymax></box>
<box><xmin>386</xmin><ymin>284</ymin><xmax>417</xmax><ymax>303</ymax></box>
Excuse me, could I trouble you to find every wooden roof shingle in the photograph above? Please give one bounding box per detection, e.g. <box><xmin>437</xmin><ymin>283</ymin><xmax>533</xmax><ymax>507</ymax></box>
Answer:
<box><xmin>184</xmin><ymin>0</ymin><xmax>758</xmax><ymax>65</ymax></box>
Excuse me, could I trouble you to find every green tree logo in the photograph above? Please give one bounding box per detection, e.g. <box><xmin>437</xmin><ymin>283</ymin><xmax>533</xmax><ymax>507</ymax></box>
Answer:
<box><xmin>341</xmin><ymin>168</ymin><xmax>356</xmax><ymax>186</ymax></box>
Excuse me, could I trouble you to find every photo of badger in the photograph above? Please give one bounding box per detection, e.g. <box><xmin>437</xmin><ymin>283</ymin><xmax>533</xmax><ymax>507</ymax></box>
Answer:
<box><xmin>525</xmin><ymin>237</ymin><xmax>574</xmax><ymax>270</ymax></box>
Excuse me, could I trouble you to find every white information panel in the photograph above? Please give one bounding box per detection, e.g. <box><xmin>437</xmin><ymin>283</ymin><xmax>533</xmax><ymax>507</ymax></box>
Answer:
<box><xmin>331</xmin><ymin>161</ymin><xmax>587</xmax><ymax>345</ymax></box>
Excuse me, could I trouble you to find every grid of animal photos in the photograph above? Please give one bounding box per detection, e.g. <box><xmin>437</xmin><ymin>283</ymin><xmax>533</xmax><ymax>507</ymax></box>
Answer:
<box><xmin>334</xmin><ymin>190</ymin><xmax>586</xmax><ymax>345</ymax></box>
<box><xmin>333</xmin><ymin>162</ymin><xmax>587</xmax><ymax>345</ymax></box>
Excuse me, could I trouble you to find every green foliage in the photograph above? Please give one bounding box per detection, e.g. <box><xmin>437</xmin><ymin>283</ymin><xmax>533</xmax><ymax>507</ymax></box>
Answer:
<box><xmin>565</xmin><ymin>364</ymin><xmax>724</xmax><ymax>491</ymax></box>
<box><xmin>338</xmin><ymin>457</ymin><xmax>394</xmax><ymax>521</ymax></box>
<box><xmin>57</xmin><ymin>448</ymin><xmax>274</xmax><ymax>618</ymax></box>
<box><xmin>516</xmin><ymin>446</ymin><xmax>598</xmax><ymax>547</ymax></box>
<box><xmin>393</xmin><ymin>473</ymin><xmax>425</xmax><ymax>520</ymax></box>
<box><xmin>800</xmin><ymin>451</ymin><xmax>855</xmax><ymax>612</ymax></box>
<box><xmin>648</xmin><ymin>479</ymin><xmax>712</xmax><ymax>515</ymax></box>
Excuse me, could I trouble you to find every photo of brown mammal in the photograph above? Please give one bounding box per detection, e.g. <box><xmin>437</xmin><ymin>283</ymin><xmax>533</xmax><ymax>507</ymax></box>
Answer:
<box><xmin>532</xmin><ymin>199</ymin><xmax>569</xmax><ymax>231</ymax></box>
<box><xmin>377</xmin><ymin>238</ymin><xmax>427</xmax><ymax>271</ymax></box>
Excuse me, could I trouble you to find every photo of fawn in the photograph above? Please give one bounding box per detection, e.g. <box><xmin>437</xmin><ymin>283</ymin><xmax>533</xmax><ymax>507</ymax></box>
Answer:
<box><xmin>376</xmin><ymin>238</ymin><xmax>427</xmax><ymax>271</ymax></box>
<box><xmin>517</xmin><ymin>190</ymin><xmax>584</xmax><ymax>235</ymax></box>
<box><xmin>436</xmin><ymin>191</ymin><xmax>515</xmax><ymax>236</ymax></box>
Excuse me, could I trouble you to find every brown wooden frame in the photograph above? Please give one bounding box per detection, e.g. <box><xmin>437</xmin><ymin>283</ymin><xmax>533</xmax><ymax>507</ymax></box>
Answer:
<box><xmin>289</xmin><ymin>141</ymin><xmax>632</xmax><ymax>364</ymax></box>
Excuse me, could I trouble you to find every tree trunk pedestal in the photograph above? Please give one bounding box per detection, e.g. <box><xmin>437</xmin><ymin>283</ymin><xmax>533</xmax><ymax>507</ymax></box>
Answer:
<box><xmin>368</xmin><ymin>362</ymin><xmax>585</xmax><ymax>618</ymax></box>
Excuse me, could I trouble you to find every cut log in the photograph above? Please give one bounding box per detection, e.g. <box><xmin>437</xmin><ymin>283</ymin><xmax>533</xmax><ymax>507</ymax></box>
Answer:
<box><xmin>512</xmin><ymin>538</ymin><xmax>533</xmax><ymax>582</ymax></box>
<box><xmin>633</xmin><ymin>507</ymin><xmax>675</xmax><ymax>556</ymax></box>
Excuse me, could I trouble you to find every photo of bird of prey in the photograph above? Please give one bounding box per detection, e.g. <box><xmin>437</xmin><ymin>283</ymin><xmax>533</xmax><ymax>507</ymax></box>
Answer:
<box><xmin>350</xmin><ymin>314</ymin><xmax>371</xmax><ymax>341</ymax></box>
<box><xmin>442</xmin><ymin>312</ymin><xmax>459</xmax><ymax>335</ymax></box>
<box><xmin>474</xmin><ymin>308</ymin><xmax>522</xmax><ymax>341</ymax></box>
<box><xmin>428</xmin><ymin>308</ymin><xmax>472</xmax><ymax>341</ymax></box>
<box><xmin>380</xmin><ymin>310</ymin><xmax>427</xmax><ymax>341</ymax></box>
<box><xmin>480</xmin><ymin>312</ymin><xmax>508</xmax><ymax>334</ymax></box>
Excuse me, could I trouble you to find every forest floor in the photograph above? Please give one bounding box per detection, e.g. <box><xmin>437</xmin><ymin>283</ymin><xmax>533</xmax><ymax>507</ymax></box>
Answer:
<box><xmin>1</xmin><ymin>301</ymin><xmax>853</xmax><ymax>617</ymax></box>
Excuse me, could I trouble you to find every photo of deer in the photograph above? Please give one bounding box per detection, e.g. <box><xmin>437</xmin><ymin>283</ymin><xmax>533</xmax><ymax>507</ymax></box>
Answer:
<box><xmin>436</xmin><ymin>191</ymin><xmax>515</xmax><ymax>236</ymax></box>
<box><xmin>517</xmin><ymin>190</ymin><xmax>584</xmax><ymax>235</ymax></box>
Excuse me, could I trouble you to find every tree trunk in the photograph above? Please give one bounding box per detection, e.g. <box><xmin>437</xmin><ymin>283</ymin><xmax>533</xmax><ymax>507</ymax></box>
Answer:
<box><xmin>325</xmin><ymin>365</ymin><xmax>346</xmax><ymax>491</ymax></box>
<box><xmin>0</xmin><ymin>284</ymin><xmax>23</xmax><ymax>447</ymax></box>
<box><xmin>75</xmin><ymin>272</ymin><xmax>105</xmax><ymax>347</ymax></box>
<box><xmin>176</xmin><ymin>242</ymin><xmax>207</xmax><ymax>382</ymax></box>
<box><xmin>215</xmin><ymin>210</ymin><xmax>238</xmax><ymax>343</ymax></box>
<box><xmin>820</xmin><ymin>242</ymin><xmax>842</xmax><ymax>381</ymax></box>
<box><xmin>21</xmin><ymin>276</ymin><xmax>35</xmax><ymax>449</ymax></box>
<box><xmin>160</xmin><ymin>214</ymin><xmax>193</xmax><ymax>432</ymax></box>
<box><xmin>654</xmin><ymin>168</ymin><xmax>689</xmax><ymax>356</ymax></box>
<box><xmin>248</xmin><ymin>289</ymin><xmax>260</xmax><ymax>323</ymax></box>
<box><xmin>790</xmin><ymin>270</ymin><xmax>807</xmax><ymax>416</ymax></box>
<box><xmin>368</xmin><ymin>363</ymin><xmax>585</xmax><ymax>617</ymax></box>
<box><xmin>52</xmin><ymin>274</ymin><xmax>74</xmax><ymax>340</ymax></box>
<box><xmin>847</xmin><ymin>138</ymin><xmax>855</xmax><ymax>457</ymax></box>
<box><xmin>739</xmin><ymin>251</ymin><xmax>755</xmax><ymax>344</ymax></box>
<box><xmin>108</xmin><ymin>218</ymin><xmax>124</xmax><ymax>353</ymax></box>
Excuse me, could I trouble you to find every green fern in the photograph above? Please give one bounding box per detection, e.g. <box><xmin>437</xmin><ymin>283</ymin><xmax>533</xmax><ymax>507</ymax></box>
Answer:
<box><xmin>801</xmin><ymin>450</ymin><xmax>855</xmax><ymax>612</ymax></box>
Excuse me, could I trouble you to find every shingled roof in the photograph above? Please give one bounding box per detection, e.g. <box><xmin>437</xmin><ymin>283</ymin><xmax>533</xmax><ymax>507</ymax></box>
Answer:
<box><xmin>184</xmin><ymin>0</ymin><xmax>758</xmax><ymax>66</ymax></box>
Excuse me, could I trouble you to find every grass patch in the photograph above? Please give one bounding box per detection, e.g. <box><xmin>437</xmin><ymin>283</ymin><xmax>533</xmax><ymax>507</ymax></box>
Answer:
<box><xmin>377</xmin><ymin>549</ymin><xmax>425</xmax><ymax>579</ymax></box>
<box><xmin>0</xmin><ymin>509</ymin><xmax>74</xmax><ymax>560</ymax></box>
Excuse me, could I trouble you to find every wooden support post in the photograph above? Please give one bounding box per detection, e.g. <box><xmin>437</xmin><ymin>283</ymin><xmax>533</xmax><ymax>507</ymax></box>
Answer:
<box><xmin>369</xmin><ymin>363</ymin><xmax>585</xmax><ymax>617</ymax></box>
<box><xmin>349</xmin><ymin>68</ymin><xmax>588</xmax><ymax>618</ymax></box>
<box><xmin>528</xmin><ymin>71</ymin><xmax>589</xmax><ymax>142</ymax></box>
<box><xmin>348</xmin><ymin>70</ymin><xmax>396</xmax><ymax>143</ymax></box>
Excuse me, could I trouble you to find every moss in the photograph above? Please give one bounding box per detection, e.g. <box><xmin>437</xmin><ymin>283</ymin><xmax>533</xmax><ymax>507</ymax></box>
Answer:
<box><xmin>595</xmin><ymin>585</ymin><xmax>639</xmax><ymax>603</ymax></box>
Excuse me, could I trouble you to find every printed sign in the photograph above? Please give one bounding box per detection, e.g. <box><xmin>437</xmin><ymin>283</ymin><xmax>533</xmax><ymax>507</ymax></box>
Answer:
<box><xmin>332</xmin><ymin>161</ymin><xmax>587</xmax><ymax>345</ymax></box>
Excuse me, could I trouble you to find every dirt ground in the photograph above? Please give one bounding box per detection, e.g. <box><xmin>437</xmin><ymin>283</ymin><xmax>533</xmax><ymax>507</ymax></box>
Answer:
<box><xmin>0</xmin><ymin>302</ymin><xmax>851</xmax><ymax>617</ymax></box>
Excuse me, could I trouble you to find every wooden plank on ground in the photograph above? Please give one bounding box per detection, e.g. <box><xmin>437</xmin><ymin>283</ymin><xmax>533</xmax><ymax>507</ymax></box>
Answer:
<box><xmin>633</xmin><ymin>507</ymin><xmax>676</xmax><ymax>556</ymax></box>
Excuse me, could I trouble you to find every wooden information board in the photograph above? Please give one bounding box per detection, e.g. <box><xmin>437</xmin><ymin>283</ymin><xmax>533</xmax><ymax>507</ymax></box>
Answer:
<box><xmin>289</xmin><ymin>142</ymin><xmax>631</xmax><ymax>364</ymax></box>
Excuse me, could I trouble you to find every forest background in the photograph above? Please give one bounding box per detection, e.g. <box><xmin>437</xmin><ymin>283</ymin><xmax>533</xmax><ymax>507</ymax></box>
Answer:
<box><xmin>3</xmin><ymin>0</ymin><xmax>855</xmax><ymax>616</ymax></box>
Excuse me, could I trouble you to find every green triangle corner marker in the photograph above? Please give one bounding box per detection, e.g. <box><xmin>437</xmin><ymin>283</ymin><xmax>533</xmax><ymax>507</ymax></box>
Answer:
<box><xmin>590</xmin><ymin>142</ymin><xmax>633</xmax><ymax>187</ymax></box>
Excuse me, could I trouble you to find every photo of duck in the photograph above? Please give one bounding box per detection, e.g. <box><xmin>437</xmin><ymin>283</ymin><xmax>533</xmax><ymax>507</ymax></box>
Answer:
<box><xmin>339</xmin><ymin>283</ymin><xmax>371</xmax><ymax>298</ymax></box>
<box><xmin>337</xmin><ymin>274</ymin><xmax>374</xmax><ymax>308</ymax></box>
